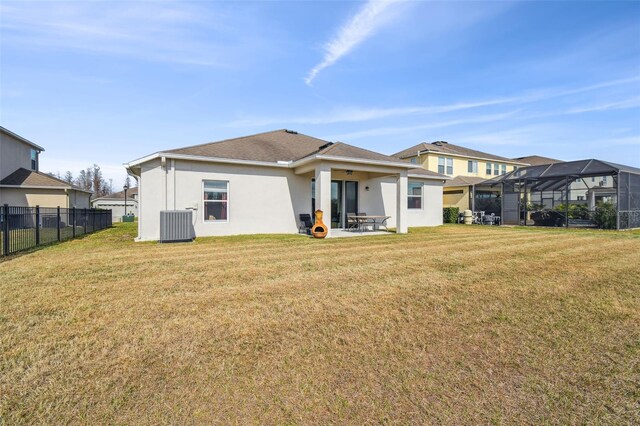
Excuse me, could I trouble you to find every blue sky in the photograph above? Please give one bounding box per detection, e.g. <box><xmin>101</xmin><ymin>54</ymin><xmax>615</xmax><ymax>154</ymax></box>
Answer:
<box><xmin>1</xmin><ymin>0</ymin><xmax>639</xmax><ymax>187</ymax></box>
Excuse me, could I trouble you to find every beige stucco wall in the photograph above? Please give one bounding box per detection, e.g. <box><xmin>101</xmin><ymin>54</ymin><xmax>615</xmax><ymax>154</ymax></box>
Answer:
<box><xmin>0</xmin><ymin>187</ymin><xmax>90</xmax><ymax>208</ymax></box>
<box><xmin>0</xmin><ymin>131</ymin><xmax>36</xmax><ymax>180</ymax></box>
<box><xmin>135</xmin><ymin>159</ymin><xmax>444</xmax><ymax>241</ymax></box>
<box><xmin>443</xmin><ymin>186</ymin><xmax>470</xmax><ymax>210</ymax></box>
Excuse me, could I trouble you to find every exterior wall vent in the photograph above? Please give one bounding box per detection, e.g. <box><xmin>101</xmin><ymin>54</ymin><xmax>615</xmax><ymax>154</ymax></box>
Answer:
<box><xmin>160</xmin><ymin>210</ymin><xmax>194</xmax><ymax>243</ymax></box>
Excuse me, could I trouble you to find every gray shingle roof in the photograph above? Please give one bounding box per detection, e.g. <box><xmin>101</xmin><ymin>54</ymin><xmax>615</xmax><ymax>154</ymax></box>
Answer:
<box><xmin>443</xmin><ymin>176</ymin><xmax>489</xmax><ymax>187</ymax></box>
<box><xmin>408</xmin><ymin>168</ymin><xmax>449</xmax><ymax>179</ymax></box>
<box><xmin>165</xmin><ymin>129</ymin><xmax>409</xmax><ymax>166</ymax></box>
<box><xmin>0</xmin><ymin>168</ymin><xmax>89</xmax><ymax>191</ymax></box>
<box><xmin>393</xmin><ymin>141</ymin><xmax>521</xmax><ymax>163</ymax></box>
<box><xmin>511</xmin><ymin>155</ymin><xmax>563</xmax><ymax>166</ymax></box>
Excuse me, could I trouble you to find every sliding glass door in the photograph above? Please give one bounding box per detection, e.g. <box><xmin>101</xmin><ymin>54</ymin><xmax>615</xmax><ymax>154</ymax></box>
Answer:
<box><xmin>312</xmin><ymin>179</ymin><xmax>359</xmax><ymax>229</ymax></box>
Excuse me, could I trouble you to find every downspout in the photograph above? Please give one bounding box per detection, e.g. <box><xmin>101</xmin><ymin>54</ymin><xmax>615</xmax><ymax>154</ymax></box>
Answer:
<box><xmin>172</xmin><ymin>159</ymin><xmax>177</xmax><ymax>210</ymax></box>
<box><xmin>161</xmin><ymin>156</ymin><xmax>167</xmax><ymax>210</ymax></box>
<box><xmin>471</xmin><ymin>184</ymin><xmax>475</xmax><ymax>212</ymax></box>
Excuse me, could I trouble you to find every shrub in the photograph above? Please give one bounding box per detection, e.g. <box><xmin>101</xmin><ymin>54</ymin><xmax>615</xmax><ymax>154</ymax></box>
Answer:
<box><xmin>554</xmin><ymin>203</ymin><xmax>590</xmax><ymax>220</ymax></box>
<box><xmin>443</xmin><ymin>207</ymin><xmax>460</xmax><ymax>224</ymax></box>
<box><xmin>594</xmin><ymin>201</ymin><xmax>617</xmax><ymax>229</ymax></box>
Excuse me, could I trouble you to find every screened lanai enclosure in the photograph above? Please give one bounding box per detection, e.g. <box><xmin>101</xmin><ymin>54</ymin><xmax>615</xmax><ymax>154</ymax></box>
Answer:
<box><xmin>492</xmin><ymin>159</ymin><xmax>640</xmax><ymax>230</ymax></box>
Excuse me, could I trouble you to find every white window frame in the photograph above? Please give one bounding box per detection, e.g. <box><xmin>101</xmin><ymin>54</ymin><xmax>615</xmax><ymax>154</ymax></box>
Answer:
<box><xmin>407</xmin><ymin>181</ymin><xmax>423</xmax><ymax>210</ymax></box>
<box><xmin>410</xmin><ymin>157</ymin><xmax>417</xmax><ymax>164</ymax></box>
<box><xmin>486</xmin><ymin>162</ymin><xmax>492</xmax><ymax>175</ymax></box>
<box><xmin>438</xmin><ymin>157</ymin><xmax>445</xmax><ymax>174</ymax></box>
<box><xmin>493</xmin><ymin>163</ymin><xmax>499</xmax><ymax>176</ymax></box>
<box><xmin>446</xmin><ymin>158</ymin><xmax>453</xmax><ymax>175</ymax></box>
<box><xmin>202</xmin><ymin>180</ymin><xmax>229</xmax><ymax>223</ymax></box>
<box><xmin>30</xmin><ymin>149</ymin><xmax>38</xmax><ymax>171</ymax></box>
<box><xmin>501</xmin><ymin>164</ymin><xmax>506</xmax><ymax>175</ymax></box>
<box><xmin>468</xmin><ymin>160</ymin><xmax>478</xmax><ymax>174</ymax></box>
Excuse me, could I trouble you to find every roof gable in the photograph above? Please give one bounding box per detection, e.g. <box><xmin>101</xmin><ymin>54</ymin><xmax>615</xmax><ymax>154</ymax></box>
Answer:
<box><xmin>165</xmin><ymin>129</ymin><xmax>329</xmax><ymax>163</ymax></box>
<box><xmin>0</xmin><ymin>168</ymin><xmax>90</xmax><ymax>192</ymax></box>
<box><xmin>393</xmin><ymin>141</ymin><xmax>521</xmax><ymax>163</ymax></box>
<box><xmin>156</xmin><ymin>129</ymin><xmax>411</xmax><ymax>167</ymax></box>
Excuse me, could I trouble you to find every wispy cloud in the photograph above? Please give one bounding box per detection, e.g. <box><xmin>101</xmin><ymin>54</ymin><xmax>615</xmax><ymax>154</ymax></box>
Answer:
<box><xmin>0</xmin><ymin>2</ymin><xmax>272</xmax><ymax>67</ymax></box>
<box><xmin>232</xmin><ymin>75</ymin><xmax>640</xmax><ymax>127</ymax></box>
<box><xmin>324</xmin><ymin>111</ymin><xmax>520</xmax><ymax>141</ymax></box>
<box><xmin>229</xmin><ymin>97</ymin><xmax>513</xmax><ymax>127</ymax></box>
<box><xmin>305</xmin><ymin>0</ymin><xmax>402</xmax><ymax>85</ymax></box>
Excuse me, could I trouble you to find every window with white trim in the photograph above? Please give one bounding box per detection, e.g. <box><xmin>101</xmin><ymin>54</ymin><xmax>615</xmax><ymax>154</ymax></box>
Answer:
<box><xmin>30</xmin><ymin>149</ymin><xmax>38</xmax><ymax>171</ymax></box>
<box><xmin>446</xmin><ymin>158</ymin><xmax>453</xmax><ymax>175</ymax></box>
<box><xmin>501</xmin><ymin>164</ymin><xmax>506</xmax><ymax>175</ymax></box>
<box><xmin>203</xmin><ymin>180</ymin><xmax>228</xmax><ymax>221</ymax></box>
<box><xmin>486</xmin><ymin>162</ymin><xmax>492</xmax><ymax>175</ymax></box>
<box><xmin>467</xmin><ymin>160</ymin><xmax>478</xmax><ymax>174</ymax></box>
<box><xmin>438</xmin><ymin>157</ymin><xmax>445</xmax><ymax>174</ymax></box>
<box><xmin>410</xmin><ymin>157</ymin><xmax>417</xmax><ymax>164</ymax></box>
<box><xmin>493</xmin><ymin>163</ymin><xmax>499</xmax><ymax>176</ymax></box>
<box><xmin>407</xmin><ymin>182</ymin><xmax>423</xmax><ymax>209</ymax></box>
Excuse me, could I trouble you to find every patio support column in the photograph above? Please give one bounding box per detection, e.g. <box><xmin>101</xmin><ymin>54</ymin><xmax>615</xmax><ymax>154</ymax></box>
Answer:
<box><xmin>396</xmin><ymin>170</ymin><xmax>408</xmax><ymax>234</ymax></box>
<box><xmin>315</xmin><ymin>163</ymin><xmax>332</xmax><ymax>237</ymax></box>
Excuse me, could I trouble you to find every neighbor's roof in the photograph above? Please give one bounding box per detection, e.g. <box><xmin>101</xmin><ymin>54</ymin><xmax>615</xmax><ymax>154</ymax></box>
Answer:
<box><xmin>511</xmin><ymin>155</ymin><xmax>563</xmax><ymax>166</ymax></box>
<box><xmin>443</xmin><ymin>175</ymin><xmax>489</xmax><ymax>187</ymax></box>
<box><xmin>408</xmin><ymin>167</ymin><xmax>450</xmax><ymax>179</ymax></box>
<box><xmin>92</xmin><ymin>186</ymin><xmax>138</xmax><ymax>201</ymax></box>
<box><xmin>392</xmin><ymin>141</ymin><xmax>528</xmax><ymax>165</ymax></box>
<box><xmin>0</xmin><ymin>168</ymin><xmax>92</xmax><ymax>192</ymax></box>
<box><xmin>488</xmin><ymin>159</ymin><xmax>640</xmax><ymax>186</ymax></box>
<box><xmin>132</xmin><ymin>129</ymin><xmax>430</xmax><ymax>170</ymax></box>
<box><xmin>0</xmin><ymin>126</ymin><xmax>45</xmax><ymax>151</ymax></box>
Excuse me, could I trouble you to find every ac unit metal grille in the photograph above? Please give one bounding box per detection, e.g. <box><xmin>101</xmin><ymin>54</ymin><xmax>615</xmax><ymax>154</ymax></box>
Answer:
<box><xmin>160</xmin><ymin>210</ymin><xmax>194</xmax><ymax>243</ymax></box>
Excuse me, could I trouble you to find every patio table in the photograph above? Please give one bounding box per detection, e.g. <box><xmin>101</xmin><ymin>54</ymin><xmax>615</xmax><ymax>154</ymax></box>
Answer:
<box><xmin>351</xmin><ymin>215</ymin><xmax>391</xmax><ymax>232</ymax></box>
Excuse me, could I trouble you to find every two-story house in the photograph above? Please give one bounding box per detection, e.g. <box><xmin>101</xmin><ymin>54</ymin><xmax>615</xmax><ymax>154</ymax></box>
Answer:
<box><xmin>393</xmin><ymin>141</ymin><xmax>529</xmax><ymax>214</ymax></box>
<box><xmin>0</xmin><ymin>126</ymin><xmax>92</xmax><ymax>208</ymax></box>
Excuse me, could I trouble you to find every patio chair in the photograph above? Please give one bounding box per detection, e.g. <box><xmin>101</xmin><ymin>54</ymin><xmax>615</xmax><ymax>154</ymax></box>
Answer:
<box><xmin>298</xmin><ymin>214</ymin><xmax>312</xmax><ymax>235</ymax></box>
<box><xmin>357</xmin><ymin>212</ymin><xmax>373</xmax><ymax>231</ymax></box>
<box><xmin>346</xmin><ymin>212</ymin><xmax>359</xmax><ymax>231</ymax></box>
<box><xmin>483</xmin><ymin>213</ymin><xmax>496</xmax><ymax>225</ymax></box>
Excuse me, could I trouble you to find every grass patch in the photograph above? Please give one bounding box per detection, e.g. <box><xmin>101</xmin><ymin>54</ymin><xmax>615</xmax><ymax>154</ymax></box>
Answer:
<box><xmin>1</xmin><ymin>223</ymin><xmax>639</xmax><ymax>424</ymax></box>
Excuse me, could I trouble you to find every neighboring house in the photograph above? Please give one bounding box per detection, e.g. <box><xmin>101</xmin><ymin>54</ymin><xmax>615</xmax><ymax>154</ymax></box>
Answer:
<box><xmin>0</xmin><ymin>127</ymin><xmax>92</xmax><ymax>208</ymax></box>
<box><xmin>91</xmin><ymin>187</ymin><xmax>138</xmax><ymax>221</ymax></box>
<box><xmin>393</xmin><ymin>141</ymin><xmax>528</xmax><ymax>213</ymax></box>
<box><xmin>125</xmin><ymin>129</ymin><xmax>448</xmax><ymax>241</ymax></box>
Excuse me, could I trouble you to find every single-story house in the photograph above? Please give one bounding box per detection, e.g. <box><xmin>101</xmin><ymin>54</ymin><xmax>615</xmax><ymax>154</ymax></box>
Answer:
<box><xmin>91</xmin><ymin>187</ymin><xmax>138</xmax><ymax>222</ymax></box>
<box><xmin>125</xmin><ymin>130</ymin><xmax>449</xmax><ymax>241</ymax></box>
<box><xmin>0</xmin><ymin>167</ymin><xmax>92</xmax><ymax>208</ymax></box>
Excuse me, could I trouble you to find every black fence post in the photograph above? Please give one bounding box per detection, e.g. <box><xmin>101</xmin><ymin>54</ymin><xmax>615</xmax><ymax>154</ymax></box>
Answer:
<box><xmin>57</xmin><ymin>206</ymin><xmax>61</xmax><ymax>241</ymax></box>
<box><xmin>72</xmin><ymin>207</ymin><xmax>76</xmax><ymax>238</ymax></box>
<box><xmin>35</xmin><ymin>205</ymin><xmax>40</xmax><ymax>246</ymax></box>
<box><xmin>84</xmin><ymin>208</ymin><xmax>87</xmax><ymax>234</ymax></box>
<box><xmin>2</xmin><ymin>204</ymin><xmax>9</xmax><ymax>256</ymax></box>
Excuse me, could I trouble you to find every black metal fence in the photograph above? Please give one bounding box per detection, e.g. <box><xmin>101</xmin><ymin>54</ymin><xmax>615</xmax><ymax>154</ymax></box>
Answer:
<box><xmin>1</xmin><ymin>205</ymin><xmax>112</xmax><ymax>256</ymax></box>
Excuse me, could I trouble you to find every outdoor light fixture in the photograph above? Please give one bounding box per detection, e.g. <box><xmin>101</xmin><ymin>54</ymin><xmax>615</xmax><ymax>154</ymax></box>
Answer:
<box><xmin>123</xmin><ymin>183</ymin><xmax>129</xmax><ymax>218</ymax></box>
<box><xmin>365</xmin><ymin>186</ymin><xmax>370</xmax><ymax>191</ymax></box>
<box><xmin>346</xmin><ymin>170</ymin><xmax>353</xmax><ymax>175</ymax></box>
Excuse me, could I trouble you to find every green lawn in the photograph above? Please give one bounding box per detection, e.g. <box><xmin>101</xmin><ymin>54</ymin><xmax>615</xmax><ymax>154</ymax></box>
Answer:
<box><xmin>1</xmin><ymin>223</ymin><xmax>639</xmax><ymax>424</ymax></box>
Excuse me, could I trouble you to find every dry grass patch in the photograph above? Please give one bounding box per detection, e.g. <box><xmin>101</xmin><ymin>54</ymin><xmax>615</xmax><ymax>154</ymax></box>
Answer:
<box><xmin>1</xmin><ymin>223</ymin><xmax>639</xmax><ymax>424</ymax></box>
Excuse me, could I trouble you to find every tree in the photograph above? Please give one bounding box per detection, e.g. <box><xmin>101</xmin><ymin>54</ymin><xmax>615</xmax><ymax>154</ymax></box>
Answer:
<box><xmin>63</xmin><ymin>171</ymin><xmax>74</xmax><ymax>184</ymax></box>
<box><xmin>75</xmin><ymin>169</ymin><xmax>92</xmax><ymax>191</ymax></box>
